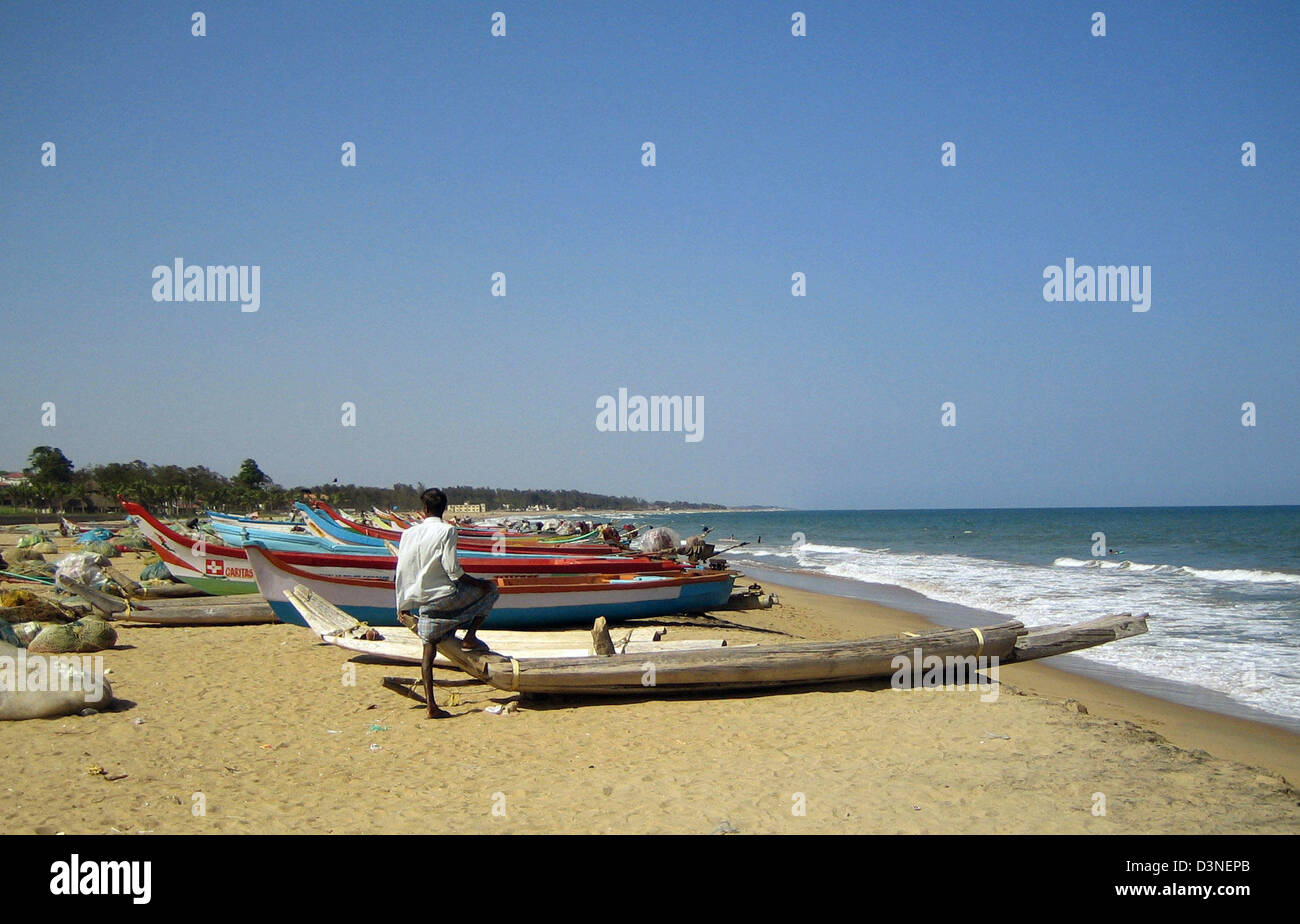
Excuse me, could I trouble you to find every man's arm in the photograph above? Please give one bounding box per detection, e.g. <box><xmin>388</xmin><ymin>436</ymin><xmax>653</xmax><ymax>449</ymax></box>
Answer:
<box><xmin>441</xmin><ymin>525</ymin><xmax>466</xmax><ymax>583</ymax></box>
<box><xmin>394</xmin><ymin>532</ymin><xmax>415</xmax><ymax>611</ymax></box>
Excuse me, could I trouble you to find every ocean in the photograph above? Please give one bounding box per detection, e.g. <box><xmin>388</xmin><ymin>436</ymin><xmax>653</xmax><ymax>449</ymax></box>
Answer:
<box><xmin>647</xmin><ymin>507</ymin><xmax>1300</xmax><ymax>732</ymax></box>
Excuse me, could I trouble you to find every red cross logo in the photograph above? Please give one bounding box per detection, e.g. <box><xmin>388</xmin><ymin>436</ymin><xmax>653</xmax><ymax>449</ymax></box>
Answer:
<box><xmin>205</xmin><ymin>559</ymin><xmax>224</xmax><ymax>576</ymax></box>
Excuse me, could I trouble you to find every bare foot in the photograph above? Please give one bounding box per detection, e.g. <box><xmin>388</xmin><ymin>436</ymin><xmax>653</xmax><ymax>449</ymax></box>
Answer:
<box><xmin>460</xmin><ymin>635</ymin><xmax>490</xmax><ymax>651</ymax></box>
<box><xmin>426</xmin><ymin>706</ymin><xmax>452</xmax><ymax>719</ymax></box>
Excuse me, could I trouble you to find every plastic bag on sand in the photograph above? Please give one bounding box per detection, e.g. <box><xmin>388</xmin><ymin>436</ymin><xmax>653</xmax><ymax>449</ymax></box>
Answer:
<box><xmin>75</xmin><ymin>528</ymin><xmax>116</xmax><ymax>544</ymax></box>
<box><xmin>10</xmin><ymin>622</ymin><xmax>45</xmax><ymax>646</ymax></box>
<box><xmin>16</xmin><ymin>530</ymin><xmax>52</xmax><ymax>549</ymax></box>
<box><xmin>54</xmin><ymin>552</ymin><xmax>108</xmax><ymax>587</ymax></box>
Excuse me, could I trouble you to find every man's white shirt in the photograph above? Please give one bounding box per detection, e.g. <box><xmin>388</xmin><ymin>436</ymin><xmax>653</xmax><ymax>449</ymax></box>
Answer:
<box><xmin>394</xmin><ymin>517</ymin><xmax>464</xmax><ymax>611</ymax></box>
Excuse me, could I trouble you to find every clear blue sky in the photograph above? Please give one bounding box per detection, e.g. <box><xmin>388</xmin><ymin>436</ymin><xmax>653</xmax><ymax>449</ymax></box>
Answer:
<box><xmin>2</xmin><ymin>1</ymin><xmax>1296</xmax><ymax>508</ymax></box>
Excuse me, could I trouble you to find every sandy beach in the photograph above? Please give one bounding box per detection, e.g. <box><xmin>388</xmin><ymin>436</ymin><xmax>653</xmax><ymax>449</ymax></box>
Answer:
<box><xmin>2</xmin><ymin>529</ymin><xmax>1298</xmax><ymax>835</ymax></box>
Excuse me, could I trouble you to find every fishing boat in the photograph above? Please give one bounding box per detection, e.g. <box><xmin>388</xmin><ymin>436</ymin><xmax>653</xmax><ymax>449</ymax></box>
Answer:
<box><xmin>127</xmin><ymin>501</ymin><xmax>399</xmax><ymax>594</ymax></box>
<box><xmin>430</xmin><ymin>613</ymin><xmax>1150</xmax><ymax>696</ymax></box>
<box><xmin>284</xmin><ymin>586</ymin><xmax>735</xmax><ymax>665</ymax></box>
<box><xmin>123</xmin><ymin>500</ymin><xmax>691</xmax><ymax>595</ymax></box>
<box><xmin>208</xmin><ymin>510</ymin><xmax>305</xmax><ymax>533</ymax></box>
<box><xmin>245</xmin><ymin>543</ymin><xmax>737</xmax><ymax>629</ymax></box>
<box><xmin>376</xmin><ymin>508</ymin><xmax>415</xmax><ymax>529</ymax></box>
<box><xmin>310</xmin><ymin>502</ymin><xmax>577</xmax><ymax>543</ymax></box>
<box><xmin>309</xmin><ymin>502</ymin><xmax>404</xmax><ymax>541</ymax></box>
<box><xmin>299</xmin><ymin>503</ymin><xmax>622</xmax><ymax>554</ymax></box>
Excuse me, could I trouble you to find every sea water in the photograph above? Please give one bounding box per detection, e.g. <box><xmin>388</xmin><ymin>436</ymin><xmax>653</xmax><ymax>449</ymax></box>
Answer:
<box><xmin>648</xmin><ymin>507</ymin><xmax>1300</xmax><ymax>731</ymax></box>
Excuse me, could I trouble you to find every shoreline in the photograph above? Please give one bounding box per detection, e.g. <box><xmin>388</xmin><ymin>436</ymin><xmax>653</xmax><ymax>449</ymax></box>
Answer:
<box><xmin>744</xmin><ymin>574</ymin><xmax>1300</xmax><ymax>786</ymax></box>
<box><xmin>737</xmin><ymin>563</ymin><xmax>1300</xmax><ymax>736</ymax></box>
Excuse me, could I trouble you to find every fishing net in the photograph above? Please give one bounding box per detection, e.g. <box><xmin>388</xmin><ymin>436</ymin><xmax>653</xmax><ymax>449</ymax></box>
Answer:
<box><xmin>5</xmin><ymin>560</ymin><xmax>55</xmax><ymax>580</ymax></box>
<box><xmin>30</xmin><ymin>541</ymin><xmax>60</xmax><ymax>554</ymax></box>
<box><xmin>28</xmin><ymin>618</ymin><xmax>117</xmax><ymax>653</ymax></box>
<box><xmin>0</xmin><ymin>590</ymin><xmax>69</xmax><ymax>624</ymax></box>
<box><xmin>76</xmin><ymin>618</ymin><xmax>117</xmax><ymax>651</ymax></box>
<box><xmin>1</xmin><ymin>589</ymin><xmax>41</xmax><ymax>607</ymax></box>
<box><xmin>16</xmin><ymin>530</ymin><xmax>52</xmax><ymax>549</ymax></box>
<box><xmin>113</xmin><ymin>528</ymin><xmax>150</xmax><ymax>550</ymax></box>
<box><xmin>78</xmin><ymin>540</ymin><xmax>118</xmax><ymax>558</ymax></box>
<box><xmin>7</xmin><ymin>547</ymin><xmax>44</xmax><ymax>563</ymax></box>
<box><xmin>139</xmin><ymin>561</ymin><xmax>174</xmax><ymax>581</ymax></box>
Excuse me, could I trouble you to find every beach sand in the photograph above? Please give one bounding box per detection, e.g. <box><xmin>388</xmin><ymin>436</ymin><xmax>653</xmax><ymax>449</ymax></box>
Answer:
<box><xmin>2</xmin><ymin>528</ymin><xmax>1297</xmax><ymax>834</ymax></box>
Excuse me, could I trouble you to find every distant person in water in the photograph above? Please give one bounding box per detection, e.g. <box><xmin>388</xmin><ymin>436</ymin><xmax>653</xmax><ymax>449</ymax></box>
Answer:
<box><xmin>395</xmin><ymin>487</ymin><xmax>499</xmax><ymax>719</ymax></box>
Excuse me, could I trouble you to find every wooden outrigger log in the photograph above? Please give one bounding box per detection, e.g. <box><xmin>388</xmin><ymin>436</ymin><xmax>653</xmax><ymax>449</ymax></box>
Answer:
<box><xmin>283</xmin><ymin>586</ymin><xmax>742</xmax><ymax>666</ymax></box>
<box><xmin>430</xmin><ymin>613</ymin><xmax>1149</xmax><ymax>697</ymax></box>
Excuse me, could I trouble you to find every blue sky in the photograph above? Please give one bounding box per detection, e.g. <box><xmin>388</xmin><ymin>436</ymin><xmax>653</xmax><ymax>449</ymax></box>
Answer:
<box><xmin>2</xmin><ymin>1</ymin><xmax>1296</xmax><ymax>508</ymax></box>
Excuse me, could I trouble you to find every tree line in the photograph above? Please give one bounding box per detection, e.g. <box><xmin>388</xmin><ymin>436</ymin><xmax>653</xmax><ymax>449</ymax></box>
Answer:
<box><xmin>2</xmin><ymin>447</ymin><xmax>722</xmax><ymax>515</ymax></box>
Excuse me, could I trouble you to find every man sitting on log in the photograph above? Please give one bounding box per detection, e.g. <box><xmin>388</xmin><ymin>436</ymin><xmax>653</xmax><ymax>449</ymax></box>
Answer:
<box><xmin>396</xmin><ymin>487</ymin><xmax>500</xmax><ymax>718</ymax></box>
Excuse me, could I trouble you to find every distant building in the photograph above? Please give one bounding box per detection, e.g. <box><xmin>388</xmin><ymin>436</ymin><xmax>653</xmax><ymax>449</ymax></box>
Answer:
<box><xmin>0</xmin><ymin>472</ymin><xmax>29</xmax><ymax>486</ymax></box>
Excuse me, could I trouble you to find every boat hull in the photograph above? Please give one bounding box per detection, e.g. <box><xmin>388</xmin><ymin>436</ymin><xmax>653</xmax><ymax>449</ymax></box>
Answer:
<box><xmin>245</xmin><ymin>544</ymin><xmax>735</xmax><ymax>629</ymax></box>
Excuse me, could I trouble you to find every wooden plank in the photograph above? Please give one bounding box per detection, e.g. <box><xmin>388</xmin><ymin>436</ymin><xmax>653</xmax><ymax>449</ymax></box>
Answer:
<box><xmin>1009</xmin><ymin>613</ymin><xmax>1148</xmax><ymax>662</ymax></box>
<box><xmin>592</xmin><ymin>616</ymin><xmax>615</xmax><ymax>656</ymax></box>
<box><xmin>120</xmin><ymin>603</ymin><xmax>277</xmax><ymax>625</ymax></box>
<box><xmin>131</xmin><ymin>593</ymin><xmax>267</xmax><ymax>608</ymax></box>
<box><xmin>336</xmin><ymin>634</ymin><xmax>738</xmax><ymax>665</ymax></box>
<box><xmin>102</xmin><ymin>564</ymin><xmax>145</xmax><ymax>598</ymax></box>
<box><xmin>437</xmin><ymin>622</ymin><xmax>1028</xmax><ymax>695</ymax></box>
<box><xmin>54</xmin><ymin>575</ymin><xmax>127</xmax><ymax>616</ymax></box>
<box><xmin>434</xmin><ymin>613</ymin><xmax>1150</xmax><ymax>696</ymax></box>
<box><xmin>134</xmin><ymin>583</ymin><xmax>216</xmax><ymax>599</ymax></box>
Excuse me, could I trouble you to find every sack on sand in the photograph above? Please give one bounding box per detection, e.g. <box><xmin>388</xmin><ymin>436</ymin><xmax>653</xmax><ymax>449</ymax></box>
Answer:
<box><xmin>28</xmin><ymin>618</ymin><xmax>117</xmax><ymax>654</ymax></box>
<box><xmin>112</xmin><ymin>528</ymin><xmax>150</xmax><ymax>550</ymax></box>
<box><xmin>30</xmin><ymin>541</ymin><xmax>60</xmax><ymax>554</ymax></box>
<box><xmin>139</xmin><ymin>560</ymin><xmax>174</xmax><ymax>582</ymax></box>
<box><xmin>0</xmin><ymin>641</ymin><xmax>114</xmax><ymax>720</ymax></box>
<box><xmin>17</xmin><ymin>530</ymin><xmax>52</xmax><ymax>549</ymax></box>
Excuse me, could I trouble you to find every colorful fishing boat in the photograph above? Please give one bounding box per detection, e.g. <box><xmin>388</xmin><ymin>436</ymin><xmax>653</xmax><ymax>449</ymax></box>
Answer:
<box><xmin>205</xmin><ymin>517</ymin><xmax>383</xmax><ymax>554</ymax></box>
<box><xmin>296</xmin><ymin>502</ymin><xmax>626</xmax><ymax>555</ymax></box>
<box><xmin>207</xmin><ymin>510</ymin><xmax>305</xmax><ymax>533</ymax></box>
<box><xmin>123</xmin><ymin>500</ymin><xmax>689</xmax><ymax>596</ymax></box>
<box><xmin>245</xmin><ymin>543</ymin><xmax>737</xmax><ymax>629</ymax></box>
